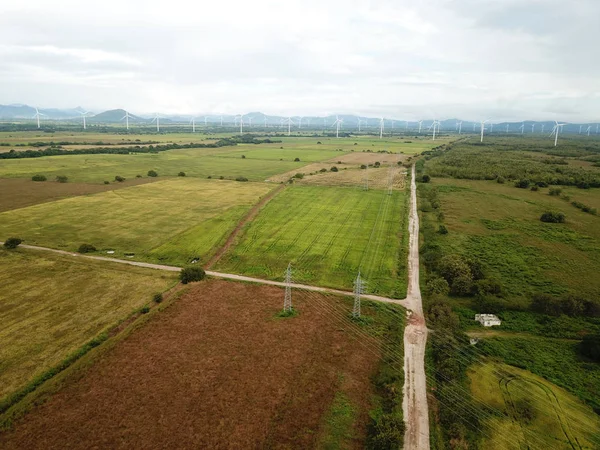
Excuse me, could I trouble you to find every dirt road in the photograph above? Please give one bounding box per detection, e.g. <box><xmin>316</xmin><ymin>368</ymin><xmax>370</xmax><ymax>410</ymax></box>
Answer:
<box><xmin>5</xmin><ymin>243</ymin><xmax>408</xmax><ymax>307</ymax></box>
<box><xmin>402</xmin><ymin>164</ymin><xmax>430</xmax><ymax>449</ymax></box>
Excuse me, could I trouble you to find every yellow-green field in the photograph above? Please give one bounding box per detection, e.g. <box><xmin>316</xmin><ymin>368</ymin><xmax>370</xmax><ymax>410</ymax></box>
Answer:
<box><xmin>0</xmin><ymin>178</ymin><xmax>273</xmax><ymax>265</ymax></box>
<box><xmin>469</xmin><ymin>361</ymin><xmax>600</xmax><ymax>449</ymax></box>
<box><xmin>0</xmin><ymin>248</ymin><xmax>177</xmax><ymax>400</ymax></box>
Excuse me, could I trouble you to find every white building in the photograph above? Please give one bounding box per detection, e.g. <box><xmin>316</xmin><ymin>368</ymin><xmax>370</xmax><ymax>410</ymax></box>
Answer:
<box><xmin>475</xmin><ymin>314</ymin><xmax>501</xmax><ymax>327</ymax></box>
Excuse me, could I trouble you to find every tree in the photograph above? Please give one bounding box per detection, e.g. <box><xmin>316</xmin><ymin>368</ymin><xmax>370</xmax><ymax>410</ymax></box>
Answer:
<box><xmin>579</xmin><ymin>334</ymin><xmax>600</xmax><ymax>362</ymax></box>
<box><xmin>241</xmin><ymin>155</ymin><xmax>246</xmax><ymax>159</ymax></box>
<box><xmin>178</xmin><ymin>172</ymin><xmax>186</xmax><ymax>177</ymax></box>
<box><xmin>55</xmin><ymin>175</ymin><xmax>68</xmax><ymax>183</ymax></box>
<box><xmin>78</xmin><ymin>243</ymin><xmax>96</xmax><ymax>253</ymax></box>
<box><xmin>294</xmin><ymin>157</ymin><xmax>300</xmax><ymax>162</ymax></box>
<box><xmin>330</xmin><ymin>166</ymin><xmax>339</xmax><ymax>172</ymax></box>
<box><xmin>32</xmin><ymin>174</ymin><xmax>47</xmax><ymax>182</ymax></box>
<box><xmin>426</xmin><ymin>276</ymin><xmax>450</xmax><ymax>296</ymax></box>
<box><xmin>421</xmin><ymin>174</ymin><xmax>431</xmax><ymax>183</ymax></box>
<box><xmin>3</xmin><ymin>237</ymin><xmax>22</xmax><ymax>249</ymax></box>
<box><xmin>540</xmin><ymin>211</ymin><xmax>565</xmax><ymax>223</ymax></box>
<box><xmin>438</xmin><ymin>254</ymin><xmax>472</xmax><ymax>286</ymax></box>
<box><xmin>147</xmin><ymin>170</ymin><xmax>158</xmax><ymax>177</ymax></box>
<box><xmin>438</xmin><ymin>225</ymin><xmax>448</xmax><ymax>235</ymax></box>
<box><xmin>115</xmin><ymin>175</ymin><xmax>125</xmax><ymax>182</ymax></box>
<box><xmin>235</xmin><ymin>176</ymin><xmax>248</xmax><ymax>182</ymax></box>
<box><xmin>530</xmin><ymin>293</ymin><xmax>562</xmax><ymax>316</ymax></box>
<box><xmin>180</xmin><ymin>266</ymin><xmax>206</xmax><ymax>284</ymax></box>
<box><xmin>514</xmin><ymin>179</ymin><xmax>530</xmax><ymax>189</ymax></box>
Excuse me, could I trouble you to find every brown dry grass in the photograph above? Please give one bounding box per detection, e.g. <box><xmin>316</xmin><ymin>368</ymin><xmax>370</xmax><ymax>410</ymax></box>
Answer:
<box><xmin>297</xmin><ymin>166</ymin><xmax>407</xmax><ymax>189</ymax></box>
<box><xmin>0</xmin><ymin>178</ymin><xmax>156</xmax><ymax>212</ymax></box>
<box><xmin>0</xmin><ymin>280</ymin><xmax>381</xmax><ymax>449</ymax></box>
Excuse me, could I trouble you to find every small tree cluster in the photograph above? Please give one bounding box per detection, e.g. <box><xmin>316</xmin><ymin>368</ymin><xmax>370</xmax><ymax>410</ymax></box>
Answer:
<box><xmin>32</xmin><ymin>174</ymin><xmax>47</xmax><ymax>182</ymax></box>
<box><xmin>3</xmin><ymin>237</ymin><xmax>22</xmax><ymax>249</ymax></box>
<box><xmin>78</xmin><ymin>243</ymin><xmax>96</xmax><ymax>253</ymax></box>
<box><xmin>55</xmin><ymin>175</ymin><xmax>68</xmax><ymax>183</ymax></box>
<box><xmin>115</xmin><ymin>175</ymin><xmax>125</xmax><ymax>182</ymax></box>
<box><xmin>180</xmin><ymin>266</ymin><xmax>206</xmax><ymax>284</ymax></box>
<box><xmin>147</xmin><ymin>170</ymin><xmax>158</xmax><ymax>177</ymax></box>
<box><xmin>540</xmin><ymin>211</ymin><xmax>565</xmax><ymax>223</ymax></box>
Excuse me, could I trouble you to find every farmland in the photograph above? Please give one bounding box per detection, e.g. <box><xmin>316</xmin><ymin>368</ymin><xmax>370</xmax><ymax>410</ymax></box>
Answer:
<box><xmin>418</xmin><ymin>135</ymin><xmax>600</xmax><ymax>448</ymax></box>
<box><xmin>469</xmin><ymin>361</ymin><xmax>600</xmax><ymax>449</ymax></box>
<box><xmin>0</xmin><ymin>279</ymin><xmax>405</xmax><ymax>449</ymax></box>
<box><xmin>215</xmin><ymin>184</ymin><xmax>408</xmax><ymax>297</ymax></box>
<box><xmin>0</xmin><ymin>178</ymin><xmax>273</xmax><ymax>265</ymax></box>
<box><xmin>0</xmin><ymin>248</ymin><xmax>177</xmax><ymax>403</ymax></box>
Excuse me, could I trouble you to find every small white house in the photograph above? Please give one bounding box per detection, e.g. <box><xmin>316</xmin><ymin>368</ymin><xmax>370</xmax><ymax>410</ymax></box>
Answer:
<box><xmin>475</xmin><ymin>314</ymin><xmax>501</xmax><ymax>327</ymax></box>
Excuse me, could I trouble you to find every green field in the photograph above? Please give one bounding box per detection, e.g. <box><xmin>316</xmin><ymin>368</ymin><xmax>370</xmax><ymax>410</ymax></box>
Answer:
<box><xmin>215</xmin><ymin>184</ymin><xmax>408</xmax><ymax>297</ymax></box>
<box><xmin>0</xmin><ymin>248</ymin><xmax>177</xmax><ymax>401</ymax></box>
<box><xmin>0</xmin><ymin>178</ymin><xmax>272</xmax><ymax>265</ymax></box>
<box><xmin>469</xmin><ymin>360</ymin><xmax>600</xmax><ymax>449</ymax></box>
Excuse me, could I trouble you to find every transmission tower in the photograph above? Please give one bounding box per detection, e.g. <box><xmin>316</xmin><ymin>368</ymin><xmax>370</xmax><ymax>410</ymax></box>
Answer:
<box><xmin>387</xmin><ymin>163</ymin><xmax>394</xmax><ymax>195</ymax></box>
<box><xmin>353</xmin><ymin>272</ymin><xmax>365</xmax><ymax>318</ymax></box>
<box><xmin>283</xmin><ymin>262</ymin><xmax>292</xmax><ymax>313</ymax></box>
<box><xmin>363</xmin><ymin>164</ymin><xmax>369</xmax><ymax>191</ymax></box>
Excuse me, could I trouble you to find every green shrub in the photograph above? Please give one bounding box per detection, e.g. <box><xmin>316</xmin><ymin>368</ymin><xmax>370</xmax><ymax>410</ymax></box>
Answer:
<box><xmin>540</xmin><ymin>211</ymin><xmax>565</xmax><ymax>223</ymax></box>
<box><xmin>140</xmin><ymin>306</ymin><xmax>150</xmax><ymax>314</ymax></box>
<box><xmin>219</xmin><ymin>176</ymin><xmax>224</xmax><ymax>180</ymax></box>
<box><xmin>241</xmin><ymin>155</ymin><xmax>246</xmax><ymax>159</ymax></box>
<box><xmin>55</xmin><ymin>175</ymin><xmax>68</xmax><ymax>183</ymax></box>
<box><xmin>294</xmin><ymin>157</ymin><xmax>300</xmax><ymax>162</ymax></box>
<box><xmin>180</xmin><ymin>266</ymin><xmax>206</xmax><ymax>284</ymax></box>
<box><xmin>136</xmin><ymin>174</ymin><xmax>142</xmax><ymax>178</ymax></box>
<box><xmin>496</xmin><ymin>176</ymin><xmax>505</xmax><ymax>184</ymax></box>
<box><xmin>330</xmin><ymin>166</ymin><xmax>339</xmax><ymax>172</ymax></box>
<box><xmin>293</xmin><ymin>173</ymin><xmax>304</xmax><ymax>179</ymax></box>
<box><xmin>235</xmin><ymin>176</ymin><xmax>248</xmax><ymax>182</ymax></box>
<box><xmin>115</xmin><ymin>175</ymin><xmax>125</xmax><ymax>182</ymax></box>
<box><xmin>361</xmin><ymin>164</ymin><xmax>367</xmax><ymax>169</ymax></box>
<box><xmin>153</xmin><ymin>293</ymin><xmax>163</xmax><ymax>303</ymax></box>
<box><xmin>77</xmin><ymin>243</ymin><xmax>96</xmax><ymax>254</ymax></box>
<box><xmin>530</xmin><ymin>185</ymin><xmax>539</xmax><ymax>191</ymax></box>
<box><xmin>31</xmin><ymin>174</ymin><xmax>47</xmax><ymax>182</ymax></box>
<box><xmin>178</xmin><ymin>172</ymin><xmax>186</xmax><ymax>177</ymax></box>
<box><xmin>319</xmin><ymin>168</ymin><xmax>327</xmax><ymax>173</ymax></box>
<box><xmin>426</xmin><ymin>276</ymin><xmax>450</xmax><ymax>296</ymax></box>
<box><xmin>438</xmin><ymin>225</ymin><xmax>448</xmax><ymax>234</ymax></box>
<box><xmin>147</xmin><ymin>170</ymin><xmax>158</xmax><ymax>177</ymax></box>
<box><xmin>3</xmin><ymin>237</ymin><xmax>22</xmax><ymax>249</ymax></box>
<box><xmin>579</xmin><ymin>334</ymin><xmax>600</xmax><ymax>362</ymax></box>
<box><xmin>549</xmin><ymin>187</ymin><xmax>562</xmax><ymax>196</ymax></box>
<box><xmin>104</xmin><ymin>181</ymin><xmax>110</xmax><ymax>185</ymax></box>
<box><xmin>514</xmin><ymin>179</ymin><xmax>530</xmax><ymax>189</ymax></box>
<box><xmin>421</xmin><ymin>174</ymin><xmax>431</xmax><ymax>183</ymax></box>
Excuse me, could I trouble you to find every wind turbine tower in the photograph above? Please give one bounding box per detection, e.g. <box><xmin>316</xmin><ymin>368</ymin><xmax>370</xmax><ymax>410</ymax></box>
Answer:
<box><xmin>33</xmin><ymin>107</ymin><xmax>45</xmax><ymax>129</ymax></box>
<box><xmin>190</xmin><ymin>117</ymin><xmax>196</xmax><ymax>133</ymax></box>
<box><xmin>333</xmin><ymin>115</ymin><xmax>343</xmax><ymax>138</ymax></box>
<box><xmin>79</xmin><ymin>111</ymin><xmax>90</xmax><ymax>130</ymax></box>
<box><xmin>480</xmin><ymin>120</ymin><xmax>489</xmax><ymax>143</ymax></box>
<box><xmin>458</xmin><ymin>121</ymin><xmax>463</xmax><ymax>134</ymax></box>
<box><xmin>151</xmin><ymin>114</ymin><xmax>160</xmax><ymax>132</ymax></box>
<box><xmin>418</xmin><ymin>120</ymin><xmax>423</xmax><ymax>134</ymax></box>
<box><xmin>550</xmin><ymin>121</ymin><xmax>566</xmax><ymax>147</ymax></box>
<box><xmin>121</xmin><ymin>111</ymin><xmax>132</xmax><ymax>130</ymax></box>
<box><xmin>379</xmin><ymin>117</ymin><xmax>384</xmax><ymax>139</ymax></box>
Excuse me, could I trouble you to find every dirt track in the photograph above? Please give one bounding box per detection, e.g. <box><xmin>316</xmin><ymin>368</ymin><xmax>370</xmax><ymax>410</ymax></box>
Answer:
<box><xmin>402</xmin><ymin>164</ymin><xmax>430</xmax><ymax>449</ymax></box>
<box><xmin>0</xmin><ymin>280</ymin><xmax>380</xmax><ymax>449</ymax></box>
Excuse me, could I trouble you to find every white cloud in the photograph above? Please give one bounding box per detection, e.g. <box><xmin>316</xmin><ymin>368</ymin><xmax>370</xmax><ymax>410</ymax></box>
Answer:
<box><xmin>0</xmin><ymin>0</ymin><xmax>598</xmax><ymax>121</ymax></box>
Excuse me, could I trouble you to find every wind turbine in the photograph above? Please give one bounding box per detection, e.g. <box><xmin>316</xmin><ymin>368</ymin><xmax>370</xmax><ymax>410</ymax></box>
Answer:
<box><xmin>332</xmin><ymin>115</ymin><xmax>343</xmax><ymax>138</ymax></box>
<box><xmin>418</xmin><ymin>120</ymin><xmax>423</xmax><ymax>134</ymax></box>
<box><xmin>473</xmin><ymin>123</ymin><xmax>477</xmax><ymax>132</ymax></box>
<box><xmin>506</xmin><ymin>123</ymin><xmax>509</xmax><ymax>133</ymax></box>
<box><xmin>586</xmin><ymin>125</ymin><xmax>592</xmax><ymax>136</ymax></box>
<box><xmin>190</xmin><ymin>117</ymin><xmax>196</xmax><ymax>133</ymax></box>
<box><xmin>579</xmin><ymin>125</ymin><xmax>583</xmax><ymax>134</ymax></box>
<box><xmin>358</xmin><ymin>118</ymin><xmax>366</xmax><ymax>132</ymax></box>
<box><xmin>457</xmin><ymin>121</ymin><xmax>463</xmax><ymax>134</ymax></box>
<box><xmin>519</xmin><ymin>123</ymin><xmax>525</xmax><ymax>134</ymax></box>
<box><xmin>480</xmin><ymin>119</ymin><xmax>489</xmax><ymax>143</ymax></box>
<box><xmin>379</xmin><ymin>117</ymin><xmax>384</xmax><ymax>139</ymax></box>
<box><xmin>531</xmin><ymin>124</ymin><xmax>535</xmax><ymax>133</ymax></box>
<box><xmin>248</xmin><ymin>117</ymin><xmax>253</xmax><ymax>127</ymax></box>
<box><xmin>220</xmin><ymin>115</ymin><xmax>223</xmax><ymax>126</ymax></box>
<box><xmin>79</xmin><ymin>111</ymin><xmax>91</xmax><ymax>130</ymax></box>
<box><xmin>285</xmin><ymin>117</ymin><xmax>294</xmax><ymax>136</ymax></box>
<box><xmin>297</xmin><ymin>116</ymin><xmax>303</xmax><ymax>128</ymax></box>
<box><xmin>429</xmin><ymin>120</ymin><xmax>439</xmax><ymax>140</ymax></box>
<box><xmin>121</xmin><ymin>111</ymin><xmax>132</xmax><ymax>130</ymax></box>
<box><xmin>264</xmin><ymin>116</ymin><xmax>268</xmax><ymax>128</ymax></box>
<box><xmin>32</xmin><ymin>107</ymin><xmax>46</xmax><ymax>129</ymax></box>
<box><xmin>238</xmin><ymin>114</ymin><xmax>244</xmax><ymax>135</ymax></box>
<box><xmin>204</xmin><ymin>116</ymin><xmax>209</xmax><ymax>127</ymax></box>
<box><xmin>550</xmin><ymin>121</ymin><xmax>565</xmax><ymax>147</ymax></box>
<box><xmin>150</xmin><ymin>113</ymin><xmax>160</xmax><ymax>132</ymax></box>
<box><xmin>541</xmin><ymin>124</ymin><xmax>545</xmax><ymax>134</ymax></box>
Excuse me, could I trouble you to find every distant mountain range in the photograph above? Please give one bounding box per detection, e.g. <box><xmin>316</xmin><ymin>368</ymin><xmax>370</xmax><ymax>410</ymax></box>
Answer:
<box><xmin>0</xmin><ymin>104</ymin><xmax>598</xmax><ymax>134</ymax></box>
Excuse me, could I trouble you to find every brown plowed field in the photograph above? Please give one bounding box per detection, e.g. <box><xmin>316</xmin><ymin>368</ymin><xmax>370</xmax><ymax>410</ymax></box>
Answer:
<box><xmin>0</xmin><ymin>280</ymin><xmax>381</xmax><ymax>449</ymax></box>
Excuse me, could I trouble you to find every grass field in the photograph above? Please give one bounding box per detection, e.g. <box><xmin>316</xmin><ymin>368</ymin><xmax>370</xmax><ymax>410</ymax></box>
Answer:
<box><xmin>468</xmin><ymin>360</ymin><xmax>600</xmax><ymax>449</ymax></box>
<box><xmin>215</xmin><ymin>184</ymin><xmax>408</xmax><ymax>297</ymax></box>
<box><xmin>0</xmin><ymin>178</ymin><xmax>156</xmax><ymax>212</ymax></box>
<box><xmin>0</xmin><ymin>248</ymin><xmax>177</xmax><ymax>401</ymax></box>
<box><xmin>0</xmin><ymin>279</ymin><xmax>405</xmax><ymax>449</ymax></box>
<box><xmin>421</xmin><ymin>177</ymin><xmax>600</xmax><ymax>301</ymax></box>
<box><xmin>0</xmin><ymin>178</ymin><xmax>273</xmax><ymax>265</ymax></box>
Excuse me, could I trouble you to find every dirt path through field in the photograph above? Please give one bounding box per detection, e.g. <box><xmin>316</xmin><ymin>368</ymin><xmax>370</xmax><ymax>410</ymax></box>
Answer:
<box><xmin>4</xmin><ymin>243</ymin><xmax>408</xmax><ymax>307</ymax></box>
<box><xmin>205</xmin><ymin>183</ymin><xmax>285</xmax><ymax>269</ymax></box>
<box><xmin>402</xmin><ymin>164</ymin><xmax>430</xmax><ymax>449</ymax></box>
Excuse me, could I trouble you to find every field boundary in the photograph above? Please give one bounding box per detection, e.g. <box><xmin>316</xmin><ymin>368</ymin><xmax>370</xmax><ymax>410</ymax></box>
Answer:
<box><xmin>205</xmin><ymin>183</ymin><xmax>286</xmax><ymax>269</ymax></box>
<box><xmin>1</xmin><ymin>243</ymin><xmax>408</xmax><ymax>306</ymax></box>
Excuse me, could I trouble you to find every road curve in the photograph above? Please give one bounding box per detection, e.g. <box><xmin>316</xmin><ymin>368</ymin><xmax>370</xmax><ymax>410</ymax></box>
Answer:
<box><xmin>402</xmin><ymin>164</ymin><xmax>430</xmax><ymax>449</ymax></box>
<box><xmin>4</xmin><ymin>243</ymin><xmax>408</xmax><ymax>307</ymax></box>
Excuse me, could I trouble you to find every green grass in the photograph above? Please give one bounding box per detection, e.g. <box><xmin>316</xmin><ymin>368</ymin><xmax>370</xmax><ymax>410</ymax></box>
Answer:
<box><xmin>0</xmin><ymin>248</ymin><xmax>177</xmax><ymax>401</ymax></box>
<box><xmin>422</xmin><ymin>177</ymin><xmax>600</xmax><ymax>301</ymax></box>
<box><xmin>469</xmin><ymin>360</ymin><xmax>600</xmax><ymax>449</ymax></box>
<box><xmin>0</xmin><ymin>178</ymin><xmax>273</xmax><ymax>265</ymax></box>
<box><xmin>215</xmin><ymin>184</ymin><xmax>408</xmax><ymax>297</ymax></box>
<box><xmin>317</xmin><ymin>391</ymin><xmax>357</xmax><ymax>449</ymax></box>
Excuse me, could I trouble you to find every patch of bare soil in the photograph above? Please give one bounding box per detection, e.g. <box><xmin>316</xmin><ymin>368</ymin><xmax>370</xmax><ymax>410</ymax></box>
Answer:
<box><xmin>0</xmin><ymin>178</ymin><xmax>157</xmax><ymax>212</ymax></box>
<box><xmin>0</xmin><ymin>280</ymin><xmax>380</xmax><ymax>449</ymax></box>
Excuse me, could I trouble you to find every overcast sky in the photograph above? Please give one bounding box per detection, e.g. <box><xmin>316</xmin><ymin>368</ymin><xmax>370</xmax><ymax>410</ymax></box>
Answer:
<box><xmin>0</xmin><ymin>0</ymin><xmax>598</xmax><ymax>121</ymax></box>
